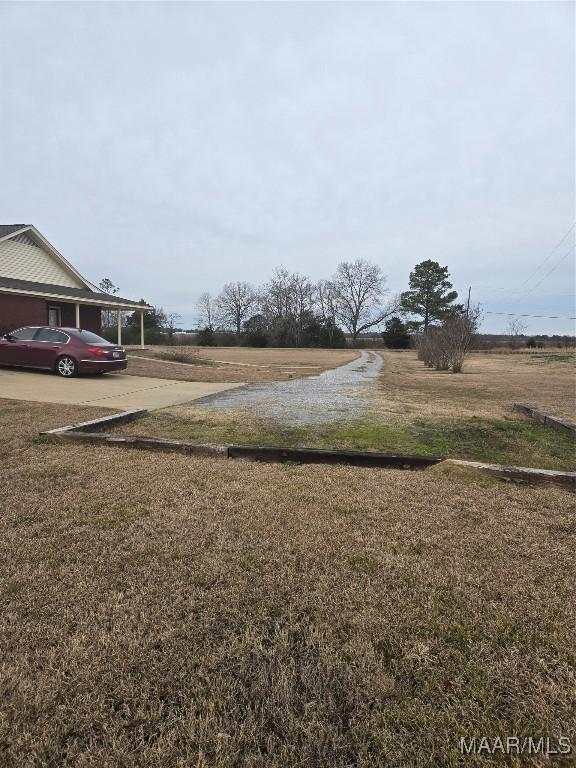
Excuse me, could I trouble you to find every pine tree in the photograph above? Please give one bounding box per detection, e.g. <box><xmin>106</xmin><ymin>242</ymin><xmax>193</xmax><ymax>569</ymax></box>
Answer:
<box><xmin>400</xmin><ymin>260</ymin><xmax>462</xmax><ymax>330</ymax></box>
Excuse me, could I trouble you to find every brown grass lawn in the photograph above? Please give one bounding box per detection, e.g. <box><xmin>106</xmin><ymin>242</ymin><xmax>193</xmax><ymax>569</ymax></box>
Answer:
<box><xmin>1</xmin><ymin>397</ymin><xmax>575</xmax><ymax>767</ymax></box>
<box><xmin>124</xmin><ymin>346</ymin><xmax>359</xmax><ymax>384</ymax></box>
<box><xmin>375</xmin><ymin>350</ymin><xmax>576</xmax><ymax>423</ymax></box>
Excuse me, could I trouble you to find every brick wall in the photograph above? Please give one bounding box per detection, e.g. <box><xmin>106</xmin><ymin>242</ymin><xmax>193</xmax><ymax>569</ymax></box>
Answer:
<box><xmin>80</xmin><ymin>306</ymin><xmax>102</xmax><ymax>333</ymax></box>
<box><xmin>0</xmin><ymin>294</ymin><xmax>46</xmax><ymax>333</ymax></box>
<box><xmin>0</xmin><ymin>294</ymin><xmax>102</xmax><ymax>334</ymax></box>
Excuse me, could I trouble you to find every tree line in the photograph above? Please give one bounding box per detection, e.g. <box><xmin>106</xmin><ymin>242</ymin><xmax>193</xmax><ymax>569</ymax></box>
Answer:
<box><xmin>195</xmin><ymin>258</ymin><xmax>465</xmax><ymax>348</ymax></box>
<box><xmin>100</xmin><ymin>258</ymin><xmax>469</xmax><ymax>351</ymax></box>
<box><xmin>196</xmin><ymin>259</ymin><xmax>397</xmax><ymax>347</ymax></box>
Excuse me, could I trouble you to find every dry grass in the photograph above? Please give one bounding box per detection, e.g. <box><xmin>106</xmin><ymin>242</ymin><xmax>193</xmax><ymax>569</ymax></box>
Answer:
<box><xmin>124</xmin><ymin>346</ymin><xmax>358</xmax><ymax>384</ymax></box>
<box><xmin>1</xmin><ymin>398</ymin><xmax>575</xmax><ymax>766</ymax></box>
<box><xmin>374</xmin><ymin>350</ymin><xmax>576</xmax><ymax>422</ymax></box>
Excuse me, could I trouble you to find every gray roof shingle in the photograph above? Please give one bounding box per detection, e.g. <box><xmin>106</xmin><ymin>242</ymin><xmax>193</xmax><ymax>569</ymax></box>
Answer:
<box><xmin>0</xmin><ymin>276</ymin><xmax>150</xmax><ymax>308</ymax></box>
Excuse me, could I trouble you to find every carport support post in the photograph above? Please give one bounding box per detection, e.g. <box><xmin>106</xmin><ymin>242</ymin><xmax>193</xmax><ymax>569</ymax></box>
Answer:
<box><xmin>140</xmin><ymin>310</ymin><xmax>145</xmax><ymax>349</ymax></box>
<box><xmin>117</xmin><ymin>309</ymin><xmax>122</xmax><ymax>346</ymax></box>
<box><xmin>75</xmin><ymin>302</ymin><xmax>80</xmax><ymax>329</ymax></box>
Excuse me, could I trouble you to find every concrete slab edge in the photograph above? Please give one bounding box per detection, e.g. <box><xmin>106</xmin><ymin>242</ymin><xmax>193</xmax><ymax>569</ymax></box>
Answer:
<box><xmin>513</xmin><ymin>403</ymin><xmax>576</xmax><ymax>436</ymax></box>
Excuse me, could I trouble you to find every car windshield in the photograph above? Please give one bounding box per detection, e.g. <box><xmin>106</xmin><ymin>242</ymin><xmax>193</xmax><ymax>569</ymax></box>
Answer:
<box><xmin>69</xmin><ymin>330</ymin><xmax>111</xmax><ymax>344</ymax></box>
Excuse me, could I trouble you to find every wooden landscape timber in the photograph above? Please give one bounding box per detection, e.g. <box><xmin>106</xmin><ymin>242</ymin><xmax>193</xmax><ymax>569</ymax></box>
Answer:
<box><xmin>42</xmin><ymin>427</ymin><xmax>443</xmax><ymax>469</ymax></box>
<box><xmin>445</xmin><ymin>459</ymin><xmax>576</xmax><ymax>491</ymax></box>
<box><xmin>41</xmin><ymin>409</ymin><xmax>574</xmax><ymax>484</ymax></box>
<box><xmin>42</xmin><ymin>409</ymin><xmax>148</xmax><ymax>434</ymax></box>
<box><xmin>513</xmin><ymin>402</ymin><xmax>576</xmax><ymax>436</ymax></box>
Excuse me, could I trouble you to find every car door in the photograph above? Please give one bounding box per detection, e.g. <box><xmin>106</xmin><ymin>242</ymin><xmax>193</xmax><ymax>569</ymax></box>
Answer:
<box><xmin>0</xmin><ymin>327</ymin><xmax>38</xmax><ymax>366</ymax></box>
<box><xmin>32</xmin><ymin>328</ymin><xmax>70</xmax><ymax>368</ymax></box>
<box><xmin>0</xmin><ymin>333</ymin><xmax>17</xmax><ymax>365</ymax></box>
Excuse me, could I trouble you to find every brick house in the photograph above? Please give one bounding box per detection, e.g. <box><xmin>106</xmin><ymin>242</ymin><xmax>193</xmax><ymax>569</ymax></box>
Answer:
<box><xmin>0</xmin><ymin>225</ymin><xmax>152</xmax><ymax>346</ymax></box>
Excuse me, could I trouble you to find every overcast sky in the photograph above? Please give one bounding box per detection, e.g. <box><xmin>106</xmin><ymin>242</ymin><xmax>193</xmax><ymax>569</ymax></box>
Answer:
<box><xmin>1</xmin><ymin>1</ymin><xmax>574</xmax><ymax>334</ymax></box>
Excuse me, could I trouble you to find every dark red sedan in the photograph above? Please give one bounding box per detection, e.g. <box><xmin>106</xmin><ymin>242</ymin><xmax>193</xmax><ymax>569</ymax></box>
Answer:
<box><xmin>0</xmin><ymin>327</ymin><xmax>127</xmax><ymax>377</ymax></box>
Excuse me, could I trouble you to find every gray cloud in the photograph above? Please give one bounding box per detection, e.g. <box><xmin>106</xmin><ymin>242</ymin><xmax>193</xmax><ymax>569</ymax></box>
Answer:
<box><xmin>1</xmin><ymin>1</ymin><xmax>574</xmax><ymax>333</ymax></box>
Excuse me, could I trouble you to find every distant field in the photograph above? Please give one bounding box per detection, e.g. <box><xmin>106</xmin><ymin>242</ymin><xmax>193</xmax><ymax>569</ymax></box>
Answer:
<box><xmin>1</xmin><ymin>398</ymin><xmax>575</xmax><ymax>767</ymax></box>
<box><xmin>375</xmin><ymin>349</ymin><xmax>576</xmax><ymax>422</ymax></box>
<box><xmin>124</xmin><ymin>346</ymin><xmax>358</xmax><ymax>383</ymax></box>
<box><xmin>115</xmin><ymin>350</ymin><xmax>576</xmax><ymax>470</ymax></box>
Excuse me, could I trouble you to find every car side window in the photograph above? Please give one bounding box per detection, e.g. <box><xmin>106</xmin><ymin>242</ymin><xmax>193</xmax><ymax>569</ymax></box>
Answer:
<box><xmin>35</xmin><ymin>328</ymin><xmax>68</xmax><ymax>343</ymax></box>
<box><xmin>9</xmin><ymin>327</ymin><xmax>38</xmax><ymax>341</ymax></box>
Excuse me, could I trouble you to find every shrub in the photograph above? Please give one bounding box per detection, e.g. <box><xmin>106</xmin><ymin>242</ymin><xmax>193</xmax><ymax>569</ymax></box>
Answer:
<box><xmin>197</xmin><ymin>327</ymin><xmax>216</xmax><ymax>346</ymax></box>
<box><xmin>382</xmin><ymin>317</ymin><xmax>411</xmax><ymax>349</ymax></box>
<box><xmin>416</xmin><ymin>309</ymin><xmax>480</xmax><ymax>373</ymax></box>
<box><xmin>213</xmin><ymin>331</ymin><xmax>239</xmax><ymax>347</ymax></box>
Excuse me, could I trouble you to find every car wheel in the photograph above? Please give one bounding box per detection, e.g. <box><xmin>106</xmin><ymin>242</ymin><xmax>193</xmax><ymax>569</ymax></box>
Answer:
<box><xmin>55</xmin><ymin>356</ymin><xmax>78</xmax><ymax>378</ymax></box>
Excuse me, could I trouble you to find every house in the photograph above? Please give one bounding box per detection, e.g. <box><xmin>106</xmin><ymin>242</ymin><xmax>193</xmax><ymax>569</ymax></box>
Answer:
<box><xmin>0</xmin><ymin>225</ymin><xmax>152</xmax><ymax>346</ymax></box>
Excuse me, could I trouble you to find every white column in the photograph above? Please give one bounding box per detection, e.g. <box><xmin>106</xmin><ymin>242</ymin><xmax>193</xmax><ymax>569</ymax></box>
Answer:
<box><xmin>117</xmin><ymin>309</ymin><xmax>122</xmax><ymax>345</ymax></box>
<box><xmin>75</xmin><ymin>302</ymin><xmax>80</xmax><ymax>328</ymax></box>
<box><xmin>140</xmin><ymin>310</ymin><xmax>145</xmax><ymax>349</ymax></box>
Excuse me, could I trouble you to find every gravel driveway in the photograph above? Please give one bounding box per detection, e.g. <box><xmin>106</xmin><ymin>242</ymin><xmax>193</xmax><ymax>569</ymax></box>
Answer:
<box><xmin>196</xmin><ymin>350</ymin><xmax>382</xmax><ymax>426</ymax></box>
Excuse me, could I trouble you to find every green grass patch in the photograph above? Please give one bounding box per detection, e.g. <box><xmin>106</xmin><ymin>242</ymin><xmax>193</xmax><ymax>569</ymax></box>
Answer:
<box><xmin>524</xmin><ymin>352</ymin><xmax>576</xmax><ymax>365</ymax></box>
<box><xmin>116</xmin><ymin>409</ymin><xmax>575</xmax><ymax>470</ymax></box>
<box><xmin>330</xmin><ymin>417</ymin><xmax>575</xmax><ymax>469</ymax></box>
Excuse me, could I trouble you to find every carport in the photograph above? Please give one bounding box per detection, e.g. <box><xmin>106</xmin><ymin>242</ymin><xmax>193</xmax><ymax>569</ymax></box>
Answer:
<box><xmin>0</xmin><ymin>276</ymin><xmax>153</xmax><ymax>347</ymax></box>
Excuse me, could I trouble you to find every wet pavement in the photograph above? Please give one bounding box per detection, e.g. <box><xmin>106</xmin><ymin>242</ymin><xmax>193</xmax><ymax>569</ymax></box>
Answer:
<box><xmin>195</xmin><ymin>350</ymin><xmax>383</xmax><ymax>427</ymax></box>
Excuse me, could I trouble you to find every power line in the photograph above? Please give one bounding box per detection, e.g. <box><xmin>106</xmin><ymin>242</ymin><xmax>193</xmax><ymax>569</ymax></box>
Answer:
<box><xmin>480</xmin><ymin>221</ymin><xmax>575</xmax><ymax>300</ymax></box>
<box><xmin>522</xmin><ymin>243</ymin><xmax>576</xmax><ymax>296</ymax></box>
<box><xmin>483</xmin><ymin>311</ymin><xmax>575</xmax><ymax>320</ymax></box>
<box><xmin>509</xmin><ymin>222</ymin><xmax>575</xmax><ymax>295</ymax></box>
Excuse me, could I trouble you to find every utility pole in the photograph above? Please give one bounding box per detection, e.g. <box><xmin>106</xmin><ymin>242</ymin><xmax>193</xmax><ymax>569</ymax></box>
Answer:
<box><xmin>465</xmin><ymin>286</ymin><xmax>471</xmax><ymax>317</ymax></box>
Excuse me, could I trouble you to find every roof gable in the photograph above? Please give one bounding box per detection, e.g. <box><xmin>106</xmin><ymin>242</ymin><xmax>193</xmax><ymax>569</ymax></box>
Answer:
<box><xmin>0</xmin><ymin>225</ymin><xmax>97</xmax><ymax>291</ymax></box>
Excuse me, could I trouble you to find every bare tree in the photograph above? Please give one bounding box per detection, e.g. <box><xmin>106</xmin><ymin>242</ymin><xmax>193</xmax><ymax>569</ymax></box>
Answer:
<box><xmin>216</xmin><ymin>281</ymin><xmax>258</xmax><ymax>339</ymax></box>
<box><xmin>260</xmin><ymin>267</ymin><xmax>315</xmax><ymax>345</ymax></box>
<box><xmin>99</xmin><ymin>278</ymin><xmax>119</xmax><ymax>329</ymax></box>
<box><xmin>260</xmin><ymin>267</ymin><xmax>295</xmax><ymax>320</ymax></box>
<box><xmin>197</xmin><ymin>292</ymin><xmax>215</xmax><ymax>330</ymax></box>
<box><xmin>331</xmin><ymin>259</ymin><xmax>398</xmax><ymax>342</ymax></box>
<box><xmin>507</xmin><ymin>317</ymin><xmax>527</xmax><ymax>338</ymax></box>
<box><xmin>163</xmin><ymin>311</ymin><xmax>182</xmax><ymax>346</ymax></box>
<box><xmin>506</xmin><ymin>317</ymin><xmax>528</xmax><ymax>350</ymax></box>
<box><xmin>316</xmin><ymin>279</ymin><xmax>340</xmax><ymax>347</ymax></box>
<box><xmin>292</xmin><ymin>272</ymin><xmax>315</xmax><ymax>345</ymax></box>
<box><xmin>316</xmin><ymin>279</ymin><xmax>338</xmax><ymax>326</ymax></box>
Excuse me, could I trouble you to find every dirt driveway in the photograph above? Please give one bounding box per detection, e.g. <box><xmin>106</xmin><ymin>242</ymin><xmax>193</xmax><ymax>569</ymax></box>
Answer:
<box><xmin>0</xmin><ymin>368</ymin><xmax>243</xmax><ymax>410</ymax></box>
<box><xmin>193</xmin><ymin>350</ymin><xmax>383</xmax><ymax>425</ymax></box>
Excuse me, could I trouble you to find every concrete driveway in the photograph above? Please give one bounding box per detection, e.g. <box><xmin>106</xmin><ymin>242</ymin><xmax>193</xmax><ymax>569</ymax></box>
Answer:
<box><xmin>0</xmin><ymin>368</ymin><xmax>244</xmax><ymax>410</ymax></box>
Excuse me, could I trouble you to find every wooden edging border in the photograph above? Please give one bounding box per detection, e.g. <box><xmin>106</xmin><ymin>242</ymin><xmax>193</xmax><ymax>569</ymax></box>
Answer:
<box><xmin>41</xmin><ymin>429</ymin><xmax>443</xmax><ymax>469</ymax></box>
<box><xmin>40</xmin><ymin>409</ymin><xmax>574</xmax><ymax>487</ymax></box>
<box><xmin>444</xmin><ymin>459</ymin><xmax>576</xmax><ymax>491</ymax></box>
<box><xmin>513</xmin><ymin>403</ymin><xmax>576</xmax><ymax>437</ymax></box>
<box><xmin>42</xmin><ymin>409</ymin><xmax>148</xmax><ymax>435</ymax></box>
